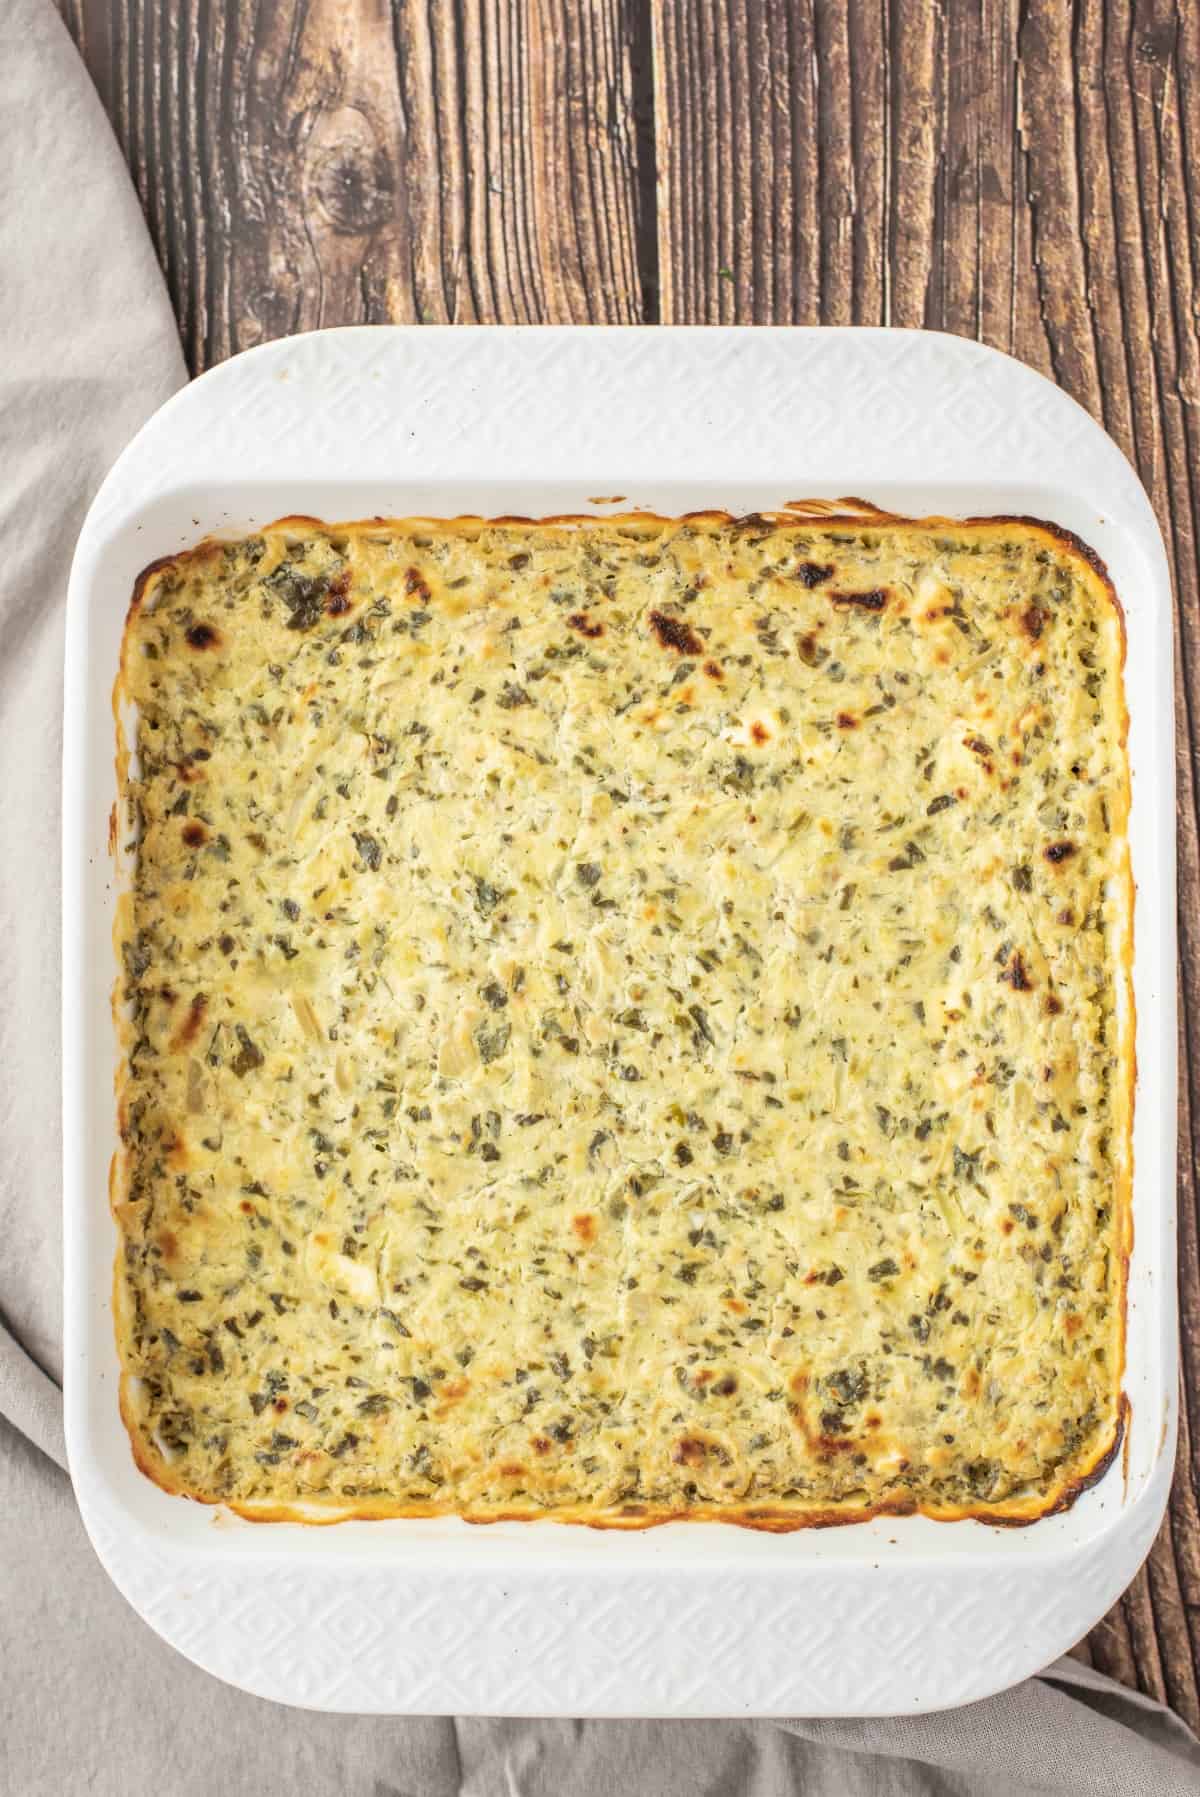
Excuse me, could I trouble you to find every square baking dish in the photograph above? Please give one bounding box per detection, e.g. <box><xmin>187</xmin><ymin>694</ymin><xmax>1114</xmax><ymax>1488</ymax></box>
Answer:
<box><xmin>63</xmin><ymin>325</ymin><xmax>1176</xmax><ymax>1716</ymax></box>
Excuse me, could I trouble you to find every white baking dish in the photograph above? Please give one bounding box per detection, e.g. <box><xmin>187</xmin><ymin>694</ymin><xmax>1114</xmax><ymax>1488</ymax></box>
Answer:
<box><xmin>63</xmin><ymin>326</ymin><xmax>1176</xmax><ymax>1716</ymax></box>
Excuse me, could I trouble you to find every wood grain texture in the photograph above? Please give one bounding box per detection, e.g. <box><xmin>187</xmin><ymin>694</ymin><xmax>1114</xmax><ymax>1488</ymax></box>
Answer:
<box><xmin>59</xmin><ymin>0</ymin><xmax>646</xmax><ymax>368</ymax></box>
<box><xmin>56</xmin><ymin>0</ymin><xmax>1200</xmax><ymax>1722</ymax></box>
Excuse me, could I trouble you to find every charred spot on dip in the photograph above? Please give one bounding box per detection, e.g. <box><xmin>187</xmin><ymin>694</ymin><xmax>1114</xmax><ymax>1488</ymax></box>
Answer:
<box><xmin>172</xmin><ymin>993</ymin><xmax>208</xmax><ymax>1048</ymax></box>
<box><xmin>999</xmin><ymin>950</ymin><xmax>1034</xmax><ymax>992</ymax></box>
<box><xmin>324</xmin><ymin>570</ymin><xmax>352</xmax><ymax>615</ymax></box>
<box><xmin>185</xmin><ymin>622</ymin><xmax>219</xmax><ymax>650</ymax></box>
<box><xmin>829</xmin><ymin>587</ymin><xmax>887</xmax><ymax>611</ymax></box>
<box><xmin>113</xmin><ymin>512</ymin><xmax>1130</xmax><ymax>1527</ymax></box>
<box><xmin>795</xmin><ymin>562</ymin><xmax>835</xmax><ymax>587</ymax></box>
<box><xmin>648</xmin><ymin>609</ymin><xmax>704</xmax><ymax>655</ymax></box>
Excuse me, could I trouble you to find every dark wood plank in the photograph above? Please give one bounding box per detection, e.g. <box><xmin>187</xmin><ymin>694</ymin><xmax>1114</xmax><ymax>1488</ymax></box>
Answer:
<box><xmin>57</xmin><ymin>0</ymin><xmax>647</xmax><ymax>370</ymax></box>
<box><xmin>53</xmin><ymin>0</ymin><xmax>1200</xmax><ymax>1719</ymax></box>
<box><xmin>650</xmin><ymin>0</ymin><xmax>1200</xmax><ymax>1723</ymax></box>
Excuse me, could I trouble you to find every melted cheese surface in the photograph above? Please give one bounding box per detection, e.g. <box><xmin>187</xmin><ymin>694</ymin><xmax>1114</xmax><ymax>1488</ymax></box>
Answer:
<box><xmin>114</xmin><ymin>513</ymin><xmax>1131</xmax><ymax>1523</ymax></box>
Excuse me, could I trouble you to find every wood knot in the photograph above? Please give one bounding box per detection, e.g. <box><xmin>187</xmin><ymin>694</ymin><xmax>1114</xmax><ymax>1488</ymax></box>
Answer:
<box><xmin>308</xmin><ymin>112</ymin><xmax>394</xmax><ymax>235</ymax></box>
<box><xmin>1137</xmin><ymin>25</ymin><xmax>1176</xmax><ymax>64</ymax></box>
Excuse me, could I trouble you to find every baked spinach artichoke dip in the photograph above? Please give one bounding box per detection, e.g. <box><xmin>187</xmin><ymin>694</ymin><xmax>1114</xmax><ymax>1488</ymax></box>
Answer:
<box><xmin>112</xmin><ymin>508</ymin><xmax>1132</xmax><ymax>1526</ymax></box>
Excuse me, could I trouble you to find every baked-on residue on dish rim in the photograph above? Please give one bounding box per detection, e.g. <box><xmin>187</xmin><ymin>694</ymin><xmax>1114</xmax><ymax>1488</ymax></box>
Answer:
<box><xmin>110</xmin><ymin>500</ymin><xmax>1133</xmax><ymax>1531</ymax></box>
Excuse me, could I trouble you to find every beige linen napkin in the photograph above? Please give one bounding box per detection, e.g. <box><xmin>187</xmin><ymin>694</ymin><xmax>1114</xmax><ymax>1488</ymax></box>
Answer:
<box><xmin>3</xmin><ymin>3</ymin><xmax>1199</xmax><ymax>1792</ymax></box>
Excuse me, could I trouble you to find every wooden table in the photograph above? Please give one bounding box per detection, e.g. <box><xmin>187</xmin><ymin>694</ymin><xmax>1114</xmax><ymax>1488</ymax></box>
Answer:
<box><xmin>58</xmin><ymin>0</ymin><xmax>1200</xmax><ymax>1725</ymax></box>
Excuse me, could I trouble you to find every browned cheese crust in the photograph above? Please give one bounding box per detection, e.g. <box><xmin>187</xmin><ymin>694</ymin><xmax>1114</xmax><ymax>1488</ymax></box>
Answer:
<box><xmin>111</xmin><ymin>506</ymin><xmax>1133</xmax><ymax>1528</ymax></box>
